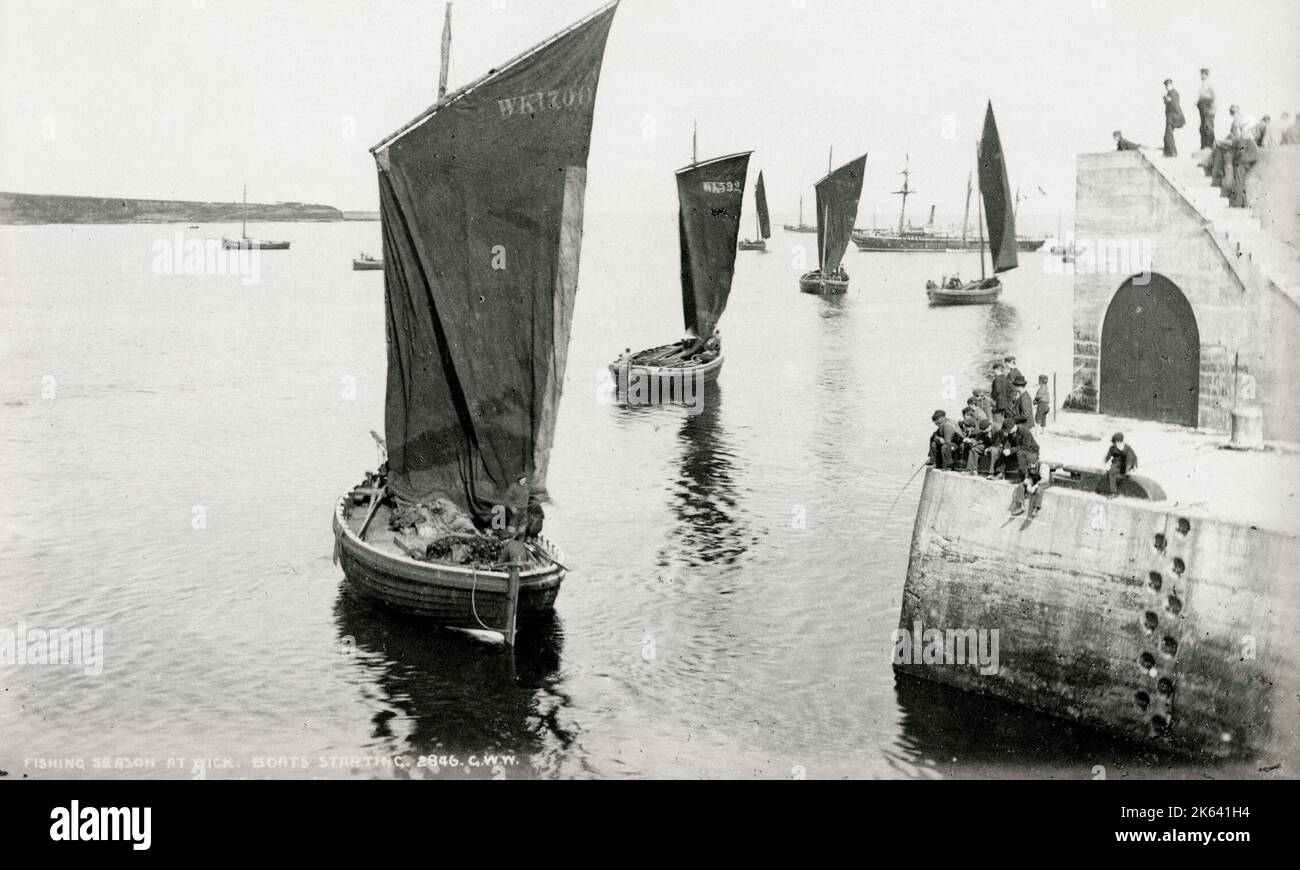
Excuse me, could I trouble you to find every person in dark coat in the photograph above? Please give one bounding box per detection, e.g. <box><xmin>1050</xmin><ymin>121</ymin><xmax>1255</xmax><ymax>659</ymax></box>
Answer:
<box><xmin>1034</xmin><ymin>374</ymin><xmax>1051</xmax><ymax>429</ymax></box>
<box><xmin>1010</xmin><ymin>374</ymin><xmax>1035</xmax><ymax>429</ymax></box>
<box><xmin>963</xmin><ymin>418</ymin><xmax>995</xmax><ymax>475</ymax></box>
<box><xmin>998</xmin><ymin>418</ymin><xmax>1040</xmax><ymax>482</ymax></box>
<box><xmin>1004</xmin><ymin>355</ymin><xmax>1024</xmax><ymax>386</ymax></box>
<box><xmin>927</xmin><ymin>410</ymin><xmax>963</xmax><ymax>470</ymax></box>
<box><xmin>1113</xmin><ymin>130</ymin><xmax>1142</xmax><ymax>151</ymax></box>
<box><xmin>990</xmin><ymin>361</ymin><xmax>1013</xmax><ymax>430</ymax></box>
<box><xmin>1163</xmin><ymin>79</ymin><xmax>1184</xmax><ymax>157</ymax></box>
<box><xmin>1097</xmin><ymin>432</ymin><xmax>1138</xmax><ymax>497</ymax></box>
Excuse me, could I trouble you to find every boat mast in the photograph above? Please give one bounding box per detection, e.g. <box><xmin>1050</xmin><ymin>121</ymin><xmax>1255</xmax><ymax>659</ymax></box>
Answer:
<box><xmin>976</xmin><ymin>143</ymin><xmax>986</xmax><ymax>281</ymax></box>
<box><xmin>437</xmin><ymin>2</ymin><xmax>453</xmax><ymax>98</ymax></box>
<box><xmin>821</xmin><ymin>203</ymin><xmax>830</xmax><ymax>274</ymax></box>
<box><xmin>241</xmin><ymin>182</ymin><xmax>247</xmax><ymax>239</ymax></box>
<box><xmin>828</xmin><ymin>146</ymin><xmax>833</xmax><ymax>174</ymax></box>
<box><xmin>799</xmin><ymin>195</ymin><xmax>803</xmax><ymax>226</ymax></box>
<box><xmin>691</xmin><ymin>119</ymin><xmax>698</xmax><ymax>166</ymax></box>
<box><xmin>961</xmin><ymin>172</ymin><xmax>972</xmax><ymax>247</ymax></box>
<box><xmin>893</xmin><ymin>154</ymin><xmax>912</xmax><ymax>234</ymax></box>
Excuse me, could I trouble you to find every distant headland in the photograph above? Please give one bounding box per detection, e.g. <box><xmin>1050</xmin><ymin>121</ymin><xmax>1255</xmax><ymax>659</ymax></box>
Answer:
<box><xmin>0</xmin><ymin>191</ymin><xmax>379</xmax><ymax>225</ymax></box>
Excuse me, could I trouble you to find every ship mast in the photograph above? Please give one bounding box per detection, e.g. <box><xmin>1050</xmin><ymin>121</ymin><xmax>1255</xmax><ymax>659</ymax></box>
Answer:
<box><xmin>692</xmin><ymin>119</ymin><xmax>698</xmax><ymax>166</ymax></box>
<box><xmin>437</xmin><ymin>3</ymin><xmax>453</xmax><ymax>98</ymax></box>
<box><xmin>893</xmin><ymin>154</ymin><xmax>913</xmax><ymax>235</ymax></box>
<box><xmin>976</xmin><ymin>142</ymin><xmax>986</xmax><ymax>281</ymax></box>
<box><xmin>961</xmin><ymin>172</ymin><xmax>972</xmax><ymax>247</ymax></box>
<box><xmin>241</xmin><ymin>182</ymin><xmax>247</xmax><ymax>239</ymax></box>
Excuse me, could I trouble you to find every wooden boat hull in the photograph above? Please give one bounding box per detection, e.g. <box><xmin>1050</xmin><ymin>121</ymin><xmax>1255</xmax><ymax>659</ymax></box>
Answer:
<box><xmin>798</xmin><ymin>270</ymin><xmax>849</xmax><ymax>294</ymax></box>
<box><xmin>737</xmin><ymin>240</ymin><xmax>767</xmax><ymax>251</ymax></box>
<box><xmin>223</xmin><ymin>237</ymin><xmax>290</xmax><ymax>250</ymax></box>
<box><xmin>352</xmin><ymin>259</ymin><xmax>384</xmax><ymax>270</ymax></box>
<box><xmin>608</xmin><ymin>350</ymin><xmax>723</xmax><ymax>402</ymax></box>
<box><xmin>927</xmin><ymin>278</ymin><xmax>1002</xmax><ymax>305</ymax></box>
<box><xmin>782</xmin><ymin>224</ymin><xmax>817</xmax><ymax>233</ymax></box>
<box><xmin>332</xmin><ymin>498</ymin><xmax>565</xmax><ymax>628</ymax></box>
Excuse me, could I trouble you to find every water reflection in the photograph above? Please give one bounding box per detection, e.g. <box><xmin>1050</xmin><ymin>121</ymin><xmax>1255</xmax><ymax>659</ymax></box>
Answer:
<box><xmin>663</xmin><ymin>387</ymin><xmax>752</xmax><ymax>568</ymax></box>
<box><xmin>973</xmin><ymin>301</ymin><xmax>1022</xmax><ymax>383</ymax></box>
<box><xmin>332</xmin><ymin>589</ymin><xmax>579</xmax><ymax>778</ymax></box>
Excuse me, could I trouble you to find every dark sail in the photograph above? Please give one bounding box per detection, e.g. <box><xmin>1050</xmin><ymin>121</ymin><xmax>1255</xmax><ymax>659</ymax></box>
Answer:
<box><xmin>372</xmin><ymin>2</ymin><xmax>619</xmax><ymax>524</ymax></box>
<box><xmin>678</xmin><ymin>152</ymin><xmax>751</xmax><ymax>339</ymax></box>
<box><xmin>755</xmin><ymin>170</ymin><xmax>771</xmax><ymax>239</ymax></box>
<box><xmin>814</xmin><ymin>154</ymin><xmax>867</xmax><ymax>272</ymax></box>
<box><xmin>978</xmin><ymin>102</ymin><xmax>1018</xmax><ymax>273</ymax></box>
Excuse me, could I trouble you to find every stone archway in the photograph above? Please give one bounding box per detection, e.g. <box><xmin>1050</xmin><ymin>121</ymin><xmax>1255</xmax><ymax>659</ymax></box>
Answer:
<box><xmin>1099</xmin><ymin>274</ymin><xmax>1200</xmax><ymax>427</ymax></box>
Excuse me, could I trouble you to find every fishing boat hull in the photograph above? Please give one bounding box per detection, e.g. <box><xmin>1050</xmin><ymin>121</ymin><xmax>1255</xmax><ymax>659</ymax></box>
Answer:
<box><xmin>352</xmin><ymin>258</ymin><xmax>384</xmax><ymax>270</ymax></box>
<box><xmin>737</xmin><ymin>239</ymin><xmax>767</xmax><ymax>252</ymax></box>
<box><xmin>223</xmin><ymin>237</ymin><xmax>290</xmax><ymax>250</ymax></box>
<box><xmin>927</xmin><ymin>277</ymin><xmax>1002</xmax><ymax>305</ymax></box>
<box><xmin>782</xmin><ymin>224</ymin><xmax>818</xmax><ymax>234</ymax></box>
<box><xmin>798</xmin><ymin>270</ymin><xmax>849</xmax><ymax>294</ymax></box>
<box><xmin>332</xmin><ymin>498</ymin><xmax>565</xmax><ymax>628</ymax></box>
<box><xmin>608</xmin><ymin>350</ymin><xmax>724</xmax><ymax>402</ymax></box>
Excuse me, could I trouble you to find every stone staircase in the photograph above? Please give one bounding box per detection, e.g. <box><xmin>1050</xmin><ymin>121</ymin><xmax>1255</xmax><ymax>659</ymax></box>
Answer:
<box><xmin>1143</xmin><ymin>150</ymin><xmax>1300</xmax><ymax>306</ymax></box>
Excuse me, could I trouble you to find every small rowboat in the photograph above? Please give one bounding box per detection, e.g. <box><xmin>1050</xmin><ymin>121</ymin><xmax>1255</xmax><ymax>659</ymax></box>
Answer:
<box><xmin>927</xmin><ymin>276</ymin><xmax>1002</xmax><ymax>305</ymax></box>
<box><xmin>332</xmin><ymin>497</ymin><xmax>565</xmax><ymax>627</ymax></box>
<box><xmin>608</xmin><ymin>346</ymin><xmax>724</xmax><ymax>403</ymax></box>
<box><xmin>799</xmin><ymin>268</ymin><xmax>849</xmax><ymax>294</ymax></box>
<box><xmin>737</xmin><ymin>239</ymin><xmax>767</xmax><ymax>252</ymax></box>
<box><xmin>352</xmin><ymin>254</ymin><xmax>384</xmax><ymax>270</ymax></box>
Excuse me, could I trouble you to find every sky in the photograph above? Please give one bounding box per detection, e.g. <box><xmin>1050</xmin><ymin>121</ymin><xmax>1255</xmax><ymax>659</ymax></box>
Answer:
<box><xmin>2</xmin><ymin>0</ymin><xmax>1298</xmax><ymax>221</ymax></box>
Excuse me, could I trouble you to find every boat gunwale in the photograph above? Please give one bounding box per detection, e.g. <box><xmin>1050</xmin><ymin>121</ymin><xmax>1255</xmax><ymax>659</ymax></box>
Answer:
<box><xmin>333</xmin><ymin>497</ymin><xmax>562</xmax><ymax>585</ymax></box>
<box><xmin>607</xmin><ymin>349</ymin><xmax>725</xmax><ymax>379</ymax></box>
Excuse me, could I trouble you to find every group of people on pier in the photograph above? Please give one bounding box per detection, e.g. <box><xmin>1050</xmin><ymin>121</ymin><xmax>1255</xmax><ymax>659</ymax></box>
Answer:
<box><xmin>925</xmin><ymin>356</ymin><xmax>1051</xmax><ymax>517</ymax></box>
<box><xmin>926</xmin><ymin>357</ymin><xmax>1140</xmax><ymax>519</ymax></box>
<box><xmin>1113</xmin><ymin>68</ymin><xmax>1297</xmax><ymax>209</ymax></box>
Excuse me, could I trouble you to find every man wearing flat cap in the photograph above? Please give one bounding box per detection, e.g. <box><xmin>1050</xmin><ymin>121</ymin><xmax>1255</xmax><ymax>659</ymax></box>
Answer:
<box><xmin>927</xmin><ymin>410</ymin><xmax>962</xmax><ymax>470</ymax></box>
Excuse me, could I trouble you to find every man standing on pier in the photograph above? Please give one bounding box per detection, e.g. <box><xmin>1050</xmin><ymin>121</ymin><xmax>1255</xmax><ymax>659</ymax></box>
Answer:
<box><xmin>1197</xmin><ymin>68</ymin><xmax>1216</xmax><ymax>149</ymax></box>
<box><xmin>990</xmin><ymin>361</ymin><xmax>1013</xmax><ymax>430</ymax></box>
<box><xmin>1097</xmin><ymin>432</ymin><xmax>1138</xmax><ymax>498</ymax></box>
<box><xmin>1163</xmin><ymin>78</ymin><xmax>1184</xmax><ymax>157</ymax></box>
<box><xmin>1010</xmin><ymin>374</ymin><xmax>1035</xmax><ymax>429</ymax></box>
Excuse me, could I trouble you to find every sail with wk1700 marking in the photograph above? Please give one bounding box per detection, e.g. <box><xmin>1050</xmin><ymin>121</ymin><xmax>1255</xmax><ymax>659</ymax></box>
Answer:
<box><xmin>371</xmin><ymin>1</ymin><xmax>619</xmax><ymax>525</ymax></box>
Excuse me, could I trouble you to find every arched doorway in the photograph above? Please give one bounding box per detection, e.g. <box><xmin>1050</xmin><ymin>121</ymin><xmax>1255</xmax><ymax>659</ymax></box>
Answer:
<box><xmin>1099</xmin><ymin>274</ymin><xmax>1200</xmax><ymax>427</ymax></box>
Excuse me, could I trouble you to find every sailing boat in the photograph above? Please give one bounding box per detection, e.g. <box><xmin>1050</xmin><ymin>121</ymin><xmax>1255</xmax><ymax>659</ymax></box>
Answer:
<box><xmin>798</xmin><ymin>152</ymin><xmax>867</xmax><ymax>294</ymax></box>
<box><xmin>221</xmin><ymin>184</ymin><xmax>290</xmax><ymax>250</ymax></box>
<box><xmin>352</xmin><ymin>252</ymin><xmax>383</xmax><ymax>270</ymax></box>
<box><xmin>738</xmin><ymin>170</ymin><xmax>771</xmax><ymax>251</ymax></box>
<box><xmin>782</xmin><ymin>195</ymin><xmax>817</xmax><ymax>233</ymax></box>
<box><xmin>332</xmin><ymin>2</ymin><xmax>620</xmax><ymax>641</ymax></box>
<box><xmin>927</xmin><ymin>102</ymin><xmax>1017</xmax><ymax>305</ymax></box>
<box><xmin>609</xmin><ymin>142</ymin><xmax>751</xmax><ymax>400</ymax></box>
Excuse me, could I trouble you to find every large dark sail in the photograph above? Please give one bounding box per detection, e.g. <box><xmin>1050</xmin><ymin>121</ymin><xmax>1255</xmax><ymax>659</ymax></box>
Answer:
<box><xmin>372</xmin><ymin>2</ymin><xmax>619</xmax><ymax>524</ymax></box>
<box><xmin>978</xmin><ymin>102</ymin><xmax>1018</xmax><ymax>274</ymax></box>
<box><xmin>755</xmin><ymin>170</ymin><xmax>771</xmax><ymax>239</ymax></box>
<box><xmin>814</xmin><ymin>154</ymin><xmax>867</xmax><ymax>272</ymax></box>
<box><xmin>678</xmin><ymin>152</ymin><xmax>751</xmax><ymax>339</ymax></box>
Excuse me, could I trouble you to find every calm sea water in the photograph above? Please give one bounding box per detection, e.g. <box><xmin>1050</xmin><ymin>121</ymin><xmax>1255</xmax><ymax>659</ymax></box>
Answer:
<box><xmin>0</xmin><ymin>217</ymin><xmax>1252</xmax><ymax>779</ymax></box>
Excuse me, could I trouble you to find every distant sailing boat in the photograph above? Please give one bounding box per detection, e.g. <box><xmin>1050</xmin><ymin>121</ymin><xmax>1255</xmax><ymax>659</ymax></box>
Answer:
<box><xmin>738</xmin><ymin>170</ymin><xmax>771</xmax><ymax>251</ymax></box>
<box><xmin>609</xmin><ymin>135</ymin><xmax>751</xmax><ymax>400</ymax></box>
<box><xmin>222</xmin><ymin>184</ymin><xmax>290</xmax><ymax>250</ymax></box>
<box><xmin>783</xmin><ymin>195</ymin><xmax>817</xmax><ymax>233</ymax></box>
<box><xmin>332</xmin><ymin>1</ymin><xmax>620</xmax><ymax>642</ymax></box>
<box><xmin>798</xmin><ymin>151</ymin><xmax>867</xmax><ymax>294</ymax></box>
<box><xmin>352</xmin><ymin>252</ymin><xmax>383</xmax><ymax>270</ymax></box>
<box><xmin>927</xmin><ymin>102</ymin><xmax>1017</xmax><ymax>306</ymax></box>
